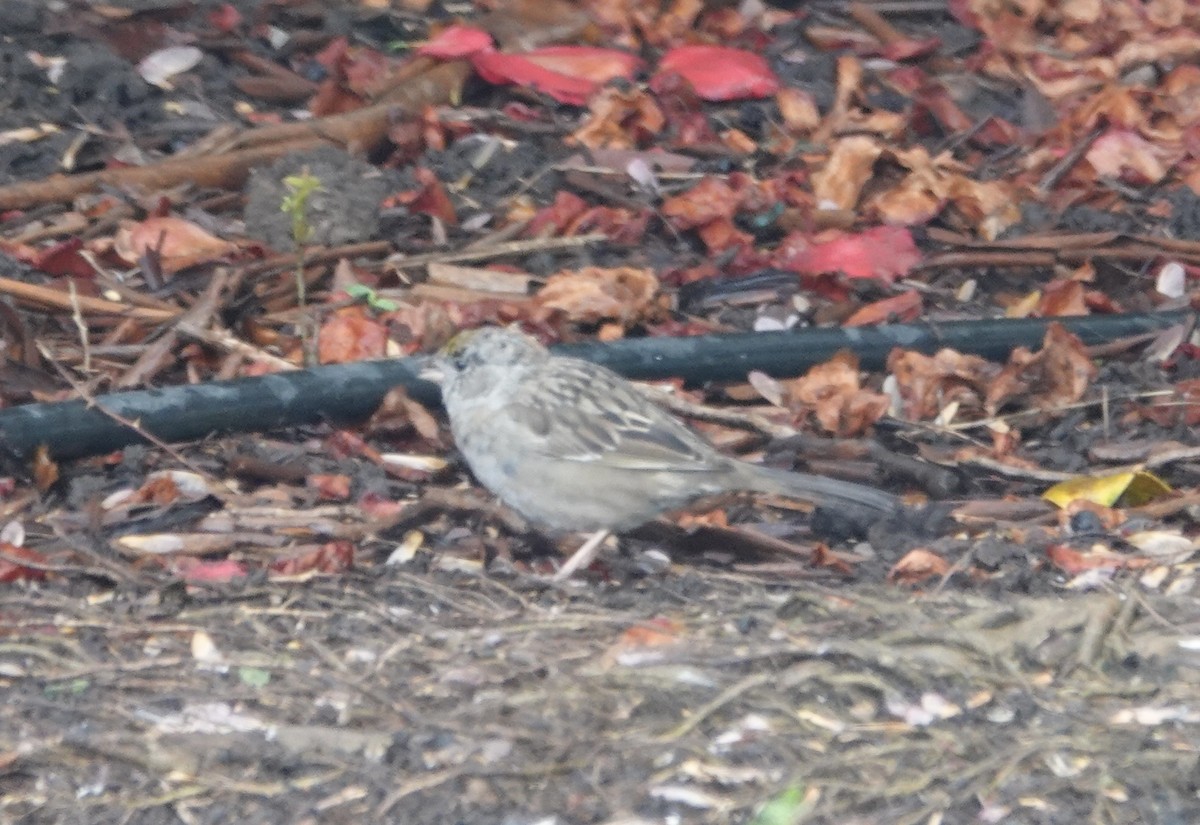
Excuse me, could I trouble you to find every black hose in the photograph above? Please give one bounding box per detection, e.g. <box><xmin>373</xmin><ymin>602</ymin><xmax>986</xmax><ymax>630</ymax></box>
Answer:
<box><xmin>0</xmin><ymin>310</ymin><xmax>1190</xmax><ymax>461</ymax></box>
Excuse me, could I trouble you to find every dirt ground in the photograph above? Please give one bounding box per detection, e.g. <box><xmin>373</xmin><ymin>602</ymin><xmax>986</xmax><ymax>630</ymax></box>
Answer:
<box><xmin>5</xmin><ymin>562</ymin><xmax>1200</xmax><ymax>824</ymax></box>
<box><xmin>2</xmin><ymin>2</ymin><xmax>1200</xmax><ymax>824</ymax></box>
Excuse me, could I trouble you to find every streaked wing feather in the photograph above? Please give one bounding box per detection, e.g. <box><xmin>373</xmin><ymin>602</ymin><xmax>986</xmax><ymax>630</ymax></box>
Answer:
<box><xmin>509</xmin><ymin>359</ymin><xmax>718</xmax><ymax>472</ymax></box>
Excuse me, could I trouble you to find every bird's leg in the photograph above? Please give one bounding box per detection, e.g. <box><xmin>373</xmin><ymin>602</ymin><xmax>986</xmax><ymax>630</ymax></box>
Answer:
<box><xmin>552</xmin><ymin>529</ymin><xmax>612</xmax><ymax>581</ymax></box>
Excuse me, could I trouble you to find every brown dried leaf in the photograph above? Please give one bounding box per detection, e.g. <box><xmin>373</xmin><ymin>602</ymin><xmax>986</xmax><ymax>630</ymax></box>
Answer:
<box><xmin>811</xmin><ymin>135</ymin><xmax>882</xmax><ymax>210</ymax></box>
<box><xmin>569</xmin><ymin>86</ymin><xmax>665</xmax><ymax>149</ymax></box>
<box><xmin>1037</xmin><ymin>279</ymin><xmax>1089</xmax><ymax>317</ymax></box>
<box><xmin>660</xmin><ymin>176</ymin><xmax>741</xmax><ymax>229</ymax></box>
<box><xmin>985</xmin><ymin>323</ymin><xmax>1097</xmax><ymax>415</ymax></box>
<box><xmin>368</xmin><ymin>385</ymin><xmax>443</xmax><ymax>444</ymax></box>
<box><xmin>787</xmin><ymin>351</ymin><xmax>888</xmax><ymax>436</ymax></box>
<box><xmin>114</xmin><ymin>216</ymin><xmax>238</xmax><ymax>275</ymax></box>
<box><xmin>534</xmin><ymin>266</ymin><xmax>659</xmax><ymax>323</ymax></box>
<box><xmin>887</xmin><ymin>349</ymin><xmax>998</xmax><ymax>421</ymax></box>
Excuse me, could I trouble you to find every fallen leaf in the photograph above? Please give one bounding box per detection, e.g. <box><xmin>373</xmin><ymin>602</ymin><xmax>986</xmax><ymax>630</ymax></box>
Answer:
<box><xmin>418</xmin><ymin>24</ymin><xmax>493</xmax><ymax>58</ymax></box>
<box><xmin>318</xmin><ymin>307</ymin><xmax>389</xmax><ymax>364</ymax></box>
<box><xmin>787</xmin><ymin>351</ymin><xmax>889</xmax><ymax>436</ymax></box>
<box><xmin>843</xmin><ymin>290</ymin><xmax>924</xmax><ymax>326</ymax></box>
<box><xmin>534</xmin><ymin>266</ymin><xmax>659</xmax><ymax>323</ymax></box>
<box><xmin>114</xmin><ymin>216</ymin><xmax>238</xmax><ymax>275</ymax></box>
<box><xmin>654</xmin><ymin>45</ymin><xmax>779</xmax><ymax>101</ymax></box>
<box><xmin>888</xmin><ymin>548</ymin><xmax>950</xmax><ymax>585</ymax></box>
<box><xmin>1043</xmin><ymin>470</ymin><xmax>1172</xmax><ymax>508</ymax></box>
<box><xmin>985</xmin><ymin>323</ymin><xmax>1097</xmax><ymax>415</ymax></box>
<box><xmin>0</xmin><ymin>543</ymin><xmax>49</xmax><ymax>583</ymax></box>
<box><xmin>270</xmin><ymin>541</ymin><xmax>355</xmax><ymax>577</ymax></box>
<box><xmin>777</xmin><ymin>226</ymin><xmax>921</xmax><ymax>283</ymax></box>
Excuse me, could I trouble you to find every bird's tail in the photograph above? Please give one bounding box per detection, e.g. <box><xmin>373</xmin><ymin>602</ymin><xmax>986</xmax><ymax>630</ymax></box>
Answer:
<box><xmin>738</xmin><ymin>462</ymin><xmax>899</xmax><ymax>514</ymax></box>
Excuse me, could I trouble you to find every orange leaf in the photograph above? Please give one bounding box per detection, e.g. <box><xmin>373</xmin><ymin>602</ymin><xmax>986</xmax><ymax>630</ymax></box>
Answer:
<box><xmin>887</xmin><ymin>548</ymin><xmax>949</xmax><ymax>585</ymax></box>
<box><xmin>843</xmin><ymin>290</ymin><xmax>923</xmax><ymax>326</ymax></box>
<box><xmin>115</xmin><ymin>216</ymin><xmax>237</xmax><ymax>275</ymax></box>
<box><xmin>318</xmin><ymin>308</ymin><xmax>389</xmax><ymax>364</ymax></box>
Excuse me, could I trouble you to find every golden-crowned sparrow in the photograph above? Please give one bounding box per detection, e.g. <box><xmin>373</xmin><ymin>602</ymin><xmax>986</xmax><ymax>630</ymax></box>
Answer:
<box><xmin>425</xmin><ymin>327</ymin><xmax>898</xmax><ymax>541</ymax></box>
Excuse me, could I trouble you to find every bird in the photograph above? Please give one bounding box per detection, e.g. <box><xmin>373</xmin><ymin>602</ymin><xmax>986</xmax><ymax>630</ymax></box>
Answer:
<box><xmin>423</xmin><ymin>326</ymin><xmax>898</xmax><ymax>579</ymax></box>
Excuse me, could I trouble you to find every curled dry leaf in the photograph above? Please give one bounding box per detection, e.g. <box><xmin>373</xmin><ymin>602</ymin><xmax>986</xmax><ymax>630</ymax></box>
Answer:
<box><xmin>383</xmin><ymin>166</ymin><xmax>458</xmax><ymax>225</ymax></box>
<box><xmin>534</xmin><ymin>266</ymin><xmax>659</xmax><ymax>324</ymax></box>
<box><xmin>269</xmin><ymin>540</ymin><xmax>355</xmax><ymax>577</ymax></box>
<box><xmin>569</xmin><ymin>86</ymin><xmax>666</xmax><ymax>150</ymax></box>
<box><xmin>1046</xmin><ymin>544</ymin><xmax>1151</xmax><ymax>576</ymax></box>
<box><xmin>137</xmin><ymin>45</ymin><xmax>203</xmax><ymax>88</ymax></box>
<box><xmin>32</xmin><ymin>445</ymin><xmax>58</xmax><ymax>493</ymax></box>
<box><xmin>888</xmin><ymin>348</ymin><xmax>998</xmax><ymax>421</ymax></box>
<box><xmin>843</xmin><ymin>289</ymin><xmax>923</xmax><ymax>326</ymax></box>
<box><xmin>307</xmin><ymin>473</ymin><xmax>351</xmax><ymax>501</ymax></box>
<box><xmin>787</xmin><ymin>351</ymin><xmax>889</xmax><ymax>437</ymax></box>
<box><xmin>661</xmin><ymin>176</ymin><xmax>741</xmax><ymax>229</ymax></box>
<box><xmin>1124</xmin><ymin>530</ymin><xmax>1200</xmax><ymax>564</ymax></box>
<box><xmin>746</xmin><ymin>370</ymin><xmax>785</xmax><ymax>407</ymax></box>
<box><xmin>985</xmin><ymin>323</ymin><xmax>1097</xmax><ymax>415</ymax></box>
<box><xmin>1037</xmin><ymin>279</ymin><xmax>1088</xmax><ymax>317</ymax></box>
<box><xmin>776</xmin><ymin>87</ymin><xmax>821</xmax><ymax>135</ymax></box>
<box><xmin>1086</xmin><ymin>128</ymin><xmax>1169</xmax><ymax>185</ymax></box>
<box><xmin>368</xmin><ymin>385</ymin><xmax>443</xmax><ymax>444</ymax></box>
<box><xmin>812</xmin><ymin>135</ymin><xmax>882</xmax><ymax>210</ymax></box>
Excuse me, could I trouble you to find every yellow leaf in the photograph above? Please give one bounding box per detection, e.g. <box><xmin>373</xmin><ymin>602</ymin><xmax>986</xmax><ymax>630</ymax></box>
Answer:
<box><xmin>1043</xmin><ymin>470</ymin><xmax>1172</xmax><ymax>508</ymax></box>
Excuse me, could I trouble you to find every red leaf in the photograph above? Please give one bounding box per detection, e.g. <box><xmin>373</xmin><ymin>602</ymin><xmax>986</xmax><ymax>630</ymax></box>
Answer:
<box><xmin>270</xmin><ymin>541</ymin><xmax>355</xmax><ymax>577</ymax></box>
<box><xmin>0</xmin><ymin>544</ymin><xmax>48</xmax><ymax>583</ymax></box>
<box><xmin>308</xmin><ymin>473</ymin><xmax>352</xmax><ymax>501</ymax></box>
<box><xmin>777</xmin><ymin>226</ymin><xmax>921</xmax><ymax>283</ymax></box>
<box><xmin>115</xmin><ymin>216</ymin><xmax>238</xmax><ymax>275</ymax></box>
<box><xmin>471</xmin><ymin>47</ymin><xmax>641</xmax><ymax>105</ymax></box>
<box><xmin>178</xmin><ymin>558</ymin><xmax>249</xmax><ymax>584</ymax></box>
<box><xmin>654</xmin><ymin>46</ymin><xmax>779</xmax><ymax>101</ymax></box>
<box><xmin>419</xmin><ymin>25</ymin><xmax>494</xmax><ymax>59</ymax></box>
<box><xmin>208</xmin><ymin>3</ymin><xmax>242</xmax><ymax>33</ymax></box>
<box><xmin>33</xmin><ymin>239</ymin><xmax>98</xmax><ymax>278</ymax></box>
<box><xmin>1046</xmin><ymin>544</ymin><xmax>1134</xmax><ymax>575</ymax></box>
<box><xmin>521</xmin><ymin>47</ymin><xmax>642</xmax><ymax>85</ymax></box>
<box><xmin>468</xmin><ymin>50</ymin><xmax>600</xmax><ymax>104</ymax></box>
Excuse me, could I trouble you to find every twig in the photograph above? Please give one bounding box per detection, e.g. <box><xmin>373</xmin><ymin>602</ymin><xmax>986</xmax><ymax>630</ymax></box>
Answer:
<box><xmin>0</xmin><ymin>275</ymin><xmax>177</xmax><ymax>321</ymax></box>
<box><xmin>67</xmin><ymin>280</ymin><xmax>91</xmax><ymax>374</ymax></box>
<box><xmin>175</xmin><ymin>322</ymin><xmax>298</xmax><ymax>372</ymax></box>
<box><xmin>385</xmin><ymin>233</ymin><xmax>606</xmax><ymax>271</ymax></box>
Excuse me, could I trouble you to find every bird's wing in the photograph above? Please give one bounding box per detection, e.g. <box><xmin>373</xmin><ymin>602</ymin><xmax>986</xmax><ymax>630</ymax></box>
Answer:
<box><xmin>508</xmin><ymin>359</ymin><xmax>720</xmax><ymax>473</ymax></box>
